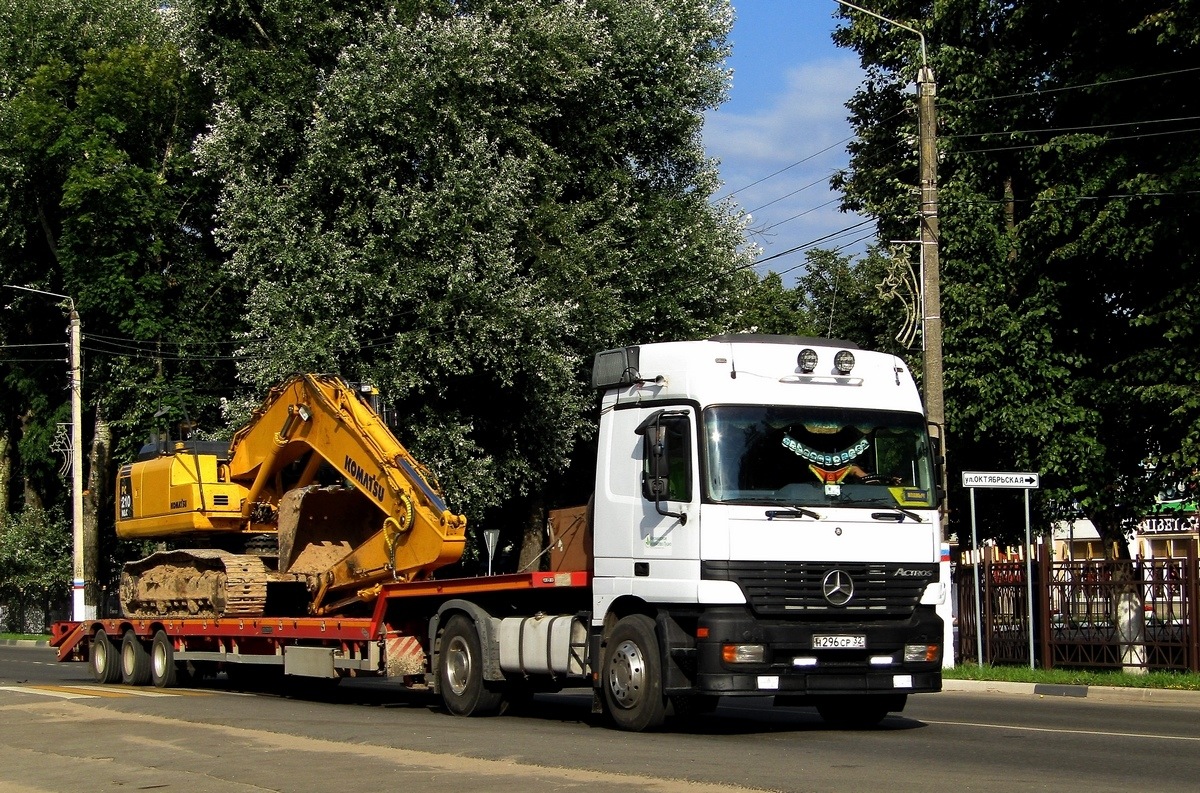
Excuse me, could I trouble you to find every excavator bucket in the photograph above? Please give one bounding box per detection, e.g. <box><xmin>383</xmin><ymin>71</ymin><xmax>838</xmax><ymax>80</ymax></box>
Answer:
<box><xmin>277</xmin><ymin>486</ymin><xmax>382</xmax><ymax>578</ymax></box>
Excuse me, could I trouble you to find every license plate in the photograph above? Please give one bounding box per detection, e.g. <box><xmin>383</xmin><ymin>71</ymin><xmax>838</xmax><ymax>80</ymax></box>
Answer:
<box><xmin>812</xmin><ymin>634</ymin><xmax>866</xmax><ymax>649</ymax></box>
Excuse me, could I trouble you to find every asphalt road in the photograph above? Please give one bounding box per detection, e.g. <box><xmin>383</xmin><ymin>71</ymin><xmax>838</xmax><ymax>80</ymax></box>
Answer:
<box><xmin>2</xmin><ymin>644</ymin><xmax>1199</xmax><ymax>792</ymax></box>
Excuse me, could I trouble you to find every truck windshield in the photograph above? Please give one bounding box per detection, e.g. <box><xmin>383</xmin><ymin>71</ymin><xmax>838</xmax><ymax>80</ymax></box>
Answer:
<box><xmin>703</xmin><ymin>405</ymin><xmax>936</xmax><ymax>509</ymax></box>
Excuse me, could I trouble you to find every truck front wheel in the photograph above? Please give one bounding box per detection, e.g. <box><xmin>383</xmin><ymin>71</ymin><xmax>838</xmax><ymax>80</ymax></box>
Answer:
<box><xmin>91</xmin><ymin>629</ymin><xmax>121</xmax><ymax>684</ymax></box>
<box><xmin>602</xmin><ymin>614</ymin><xmax>666</xmax><ymax>731</ymax></box>
<box><xmin>438</xmin><ymin>615</ymin><xmax>503</xmax><ymax>717</ymax></box>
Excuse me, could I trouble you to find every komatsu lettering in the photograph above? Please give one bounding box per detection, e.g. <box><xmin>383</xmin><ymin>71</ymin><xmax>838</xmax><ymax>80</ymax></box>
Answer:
<box><xmin>344</xmin><ymin>455</ymin><xmax>386</xmax><ymax>502</ymax></box>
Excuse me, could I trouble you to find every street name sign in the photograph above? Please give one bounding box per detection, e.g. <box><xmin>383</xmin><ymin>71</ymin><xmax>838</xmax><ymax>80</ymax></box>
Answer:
<box><xmin>961</xmin><ymin>471</ymin><xmax>1040</xmax><ymax>489</ymax></box>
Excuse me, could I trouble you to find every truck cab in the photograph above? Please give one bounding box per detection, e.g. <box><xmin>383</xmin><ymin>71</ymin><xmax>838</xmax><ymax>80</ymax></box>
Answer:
<box><xmin>589</xmin><ymin>335</ymin><xmax>943</xmax><ymax>729</ymax></box>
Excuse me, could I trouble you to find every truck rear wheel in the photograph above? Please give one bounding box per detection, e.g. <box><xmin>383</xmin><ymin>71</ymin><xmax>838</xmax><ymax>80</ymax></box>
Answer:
<box><xmin>438</xmin><ymin>614</ymin><xmax>503</xmax><ymax>716</ymax></box>
<box><xmin>150</xmin><ymin>630</ymin><xmax>178</xmax><ymax>688</ymax></box>
<box><xmin>121</xmin><ymin>630</ymin><xmax>151</xmax><ymax>686</ymax></box>
<box><xmin>91</xmin><ymin>629</ymin><xmax>121</xmax><ymax>684</ymax></box>
<box><xmin>602</xmin><ymin>614</ymin><xmax>666</xmax><ymax>732</ymax></box>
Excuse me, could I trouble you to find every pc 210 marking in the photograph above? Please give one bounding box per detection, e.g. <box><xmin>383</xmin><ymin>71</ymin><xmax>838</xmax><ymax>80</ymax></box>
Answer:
<box><xmin>811</xmin><ymin>634</ymin><xmax>866</xmax><ymax>649</ymax></box>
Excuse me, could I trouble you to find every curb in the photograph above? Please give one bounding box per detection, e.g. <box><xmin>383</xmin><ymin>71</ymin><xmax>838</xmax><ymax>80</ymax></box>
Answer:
<box><xmin>0</xmin><ymin>639</ymin><xmax>49</xmax><ymax>647</ymax></box>
<box><xmin>944</xmin><ymin>677</ymin><xmax>1200</xmax><ymax>705</ymax></box>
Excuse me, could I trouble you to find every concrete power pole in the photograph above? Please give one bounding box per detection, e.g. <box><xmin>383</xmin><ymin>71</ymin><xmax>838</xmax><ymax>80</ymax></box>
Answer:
<box><xmin>917</xmin><ymin>65</ymin><xmax>944</xmax><ymax>445</ymax></box>
<box><xmin>5</xmin><ymin>285</ymin><xmax>95</xmax><ymax>620</ymax></box>
<box><xmin>67</xmin><ymin>306</ymin><xmax>96</xmax><ymax>620</ymax></box>
<box><xmin>836</xmin><ymin>2</ymin><xmax>945</xmax><ymax>491</ymax></box>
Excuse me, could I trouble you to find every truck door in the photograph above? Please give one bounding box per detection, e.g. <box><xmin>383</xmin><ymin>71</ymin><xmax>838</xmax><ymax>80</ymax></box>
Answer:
<box><xmin>593</xmin><ymin>406</ymin><xmax>701</xmax><ymax>607</ymax></box>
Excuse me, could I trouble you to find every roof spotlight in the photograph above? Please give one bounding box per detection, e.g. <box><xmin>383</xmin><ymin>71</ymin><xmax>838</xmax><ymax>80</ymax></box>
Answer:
<box><xmin>797</xmin><ymin>348</ymin><xmax>819</xmax><ymax>373</ymax></box>
<box><xmin>834</xmin><ymin>350</ymin><xmax>856</xmax><ymax>375</ymax></box>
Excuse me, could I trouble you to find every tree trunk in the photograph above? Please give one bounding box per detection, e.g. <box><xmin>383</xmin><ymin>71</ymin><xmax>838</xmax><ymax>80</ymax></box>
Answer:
<box><xmin>19</xmin><ymin>410</ymin><xmax>43</xmax><ymax>511</ymax></box>
<box><xmin>84</xmin><ymin>409</ymin><xmax>111</xmax><ymax>616</ymax></box>
<box><xmin>1098</xmin><ymin>516</ymin><xmax>1147</xmax><ymax>674</ymax></box>
<box><xmin>0</xmin><ymin>427</ymin><xmax>11</xmax><ymax>514</ymax></box>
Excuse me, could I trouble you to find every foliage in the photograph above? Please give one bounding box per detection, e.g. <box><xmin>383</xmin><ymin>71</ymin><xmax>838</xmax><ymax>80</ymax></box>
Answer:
<box><xmin>180</xmin><ymin>0</ymin><xmax>756</xmax><ymax>542</ymax></box>
<box><xmin>0</xmin><ymin>0</ymin><xmax>237</xmax><ymax>520</ymax></box>
<box><xmin>0</xmin><ymin>506</ymin><xmax>69</xmax><ymax>630</ymax></box>
<box><xmin>833</xmin><ymin>1</ymin><xmax>1200</xmax><ymax>547</ymax></box>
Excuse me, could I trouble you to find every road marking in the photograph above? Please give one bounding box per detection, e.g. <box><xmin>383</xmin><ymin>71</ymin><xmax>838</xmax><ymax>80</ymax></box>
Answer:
<box><xmin>53</xmin><ymin>684</ymin><xmax>178</xmax><ymax>698</ymax></box>
<box><xmin>0</xmin><ymin>684</ymin><xmax>212</xmax><ymax>700</ymax></box>
<box><xmin>923</xmin><ymin>718</ymin><xmax>1200</xmax><ymax>743</ymax></box>
<box><xmin>0</xmin><ymin>685</ymin><xmax>93</xmax><ymax>700</ymax></box>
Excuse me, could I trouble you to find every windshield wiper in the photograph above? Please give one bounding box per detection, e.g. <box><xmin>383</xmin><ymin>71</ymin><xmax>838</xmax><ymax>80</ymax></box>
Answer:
<box><xmin>765</xmin><ymin>506</ymin><xmax>823</xmax><ymax>520</ymax></box>
<box><xmin>870</xmin><ymin>507</ymin><xmax>924</xmax><ymax>523</ymax></box>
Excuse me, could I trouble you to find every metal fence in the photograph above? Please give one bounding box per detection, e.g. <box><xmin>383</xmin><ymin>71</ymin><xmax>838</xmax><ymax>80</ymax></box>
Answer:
<box><xmin>956</xmin><ymin>542</ymin><xmax>1200</xmax><ymax>672</ymax></box>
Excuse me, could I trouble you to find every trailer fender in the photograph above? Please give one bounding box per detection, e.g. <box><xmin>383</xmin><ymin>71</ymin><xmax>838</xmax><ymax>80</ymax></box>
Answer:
<box><xmin>429</xmin><ymin>600</ymin><xmax>503</xmax><ymax>685</ymax></box>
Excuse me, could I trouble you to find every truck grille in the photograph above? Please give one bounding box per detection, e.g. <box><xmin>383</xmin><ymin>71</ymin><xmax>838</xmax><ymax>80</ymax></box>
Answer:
<box><xmin>702</xmin><ymin>560</ymin><xmax>936</xmax><ymax>619</ymax></box>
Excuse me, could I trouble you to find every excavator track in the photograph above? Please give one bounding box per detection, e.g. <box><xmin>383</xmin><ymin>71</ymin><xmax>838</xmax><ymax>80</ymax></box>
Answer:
<box><xmin>119</xmin><ymin>549</ymin><xmax>286</xmax><ymax>619</ymax></box>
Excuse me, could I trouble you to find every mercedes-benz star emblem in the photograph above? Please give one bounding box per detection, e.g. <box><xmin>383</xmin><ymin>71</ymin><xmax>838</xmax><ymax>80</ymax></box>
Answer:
<box><xmin>822</xmin><ymin>569</ymin><xmax>854</xmax><ymax>606</ymax></box>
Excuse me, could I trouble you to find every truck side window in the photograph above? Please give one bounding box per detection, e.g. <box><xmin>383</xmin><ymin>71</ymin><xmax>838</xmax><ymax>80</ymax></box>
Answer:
<box><xmin>642</xmin><ymin>415</ymin><xmax>692</xmax><ymax>503</ymax></box>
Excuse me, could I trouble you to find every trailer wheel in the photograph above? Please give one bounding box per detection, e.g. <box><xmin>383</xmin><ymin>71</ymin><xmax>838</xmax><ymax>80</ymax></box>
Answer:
<box><xmin>438</xmin><ymin>614</ymin><xmax>502</xmax><ymax>717</ymax></box>
<box><xmin>150</xmin><ymin>630</ymin><xmax>178</xmax><ymax>688</ymax></box>
<box><xmin>815</xmin><ymin>694</ymin><xmax>906</xmax><ymax>729</ymax></box>
<box><xmin>90</xmin><ymin>629</ymin><xmax>121</xmax><ymax>684</ymax></box>
<box><xmin>120</xmin><ymin>630</ymin><xmax>151</xmax><ymax>686</ymax></box>
<box><xmin>602</xmin><ymin>614</ymin><xmax>666</xmax><ymax>732</ymax></box>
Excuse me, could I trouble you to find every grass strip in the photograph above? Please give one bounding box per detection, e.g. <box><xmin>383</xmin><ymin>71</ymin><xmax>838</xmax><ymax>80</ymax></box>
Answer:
<box><xmin>945</xmin><ymin>662</ymin><xmax>1200</xmax><ymax>690</ymax></box>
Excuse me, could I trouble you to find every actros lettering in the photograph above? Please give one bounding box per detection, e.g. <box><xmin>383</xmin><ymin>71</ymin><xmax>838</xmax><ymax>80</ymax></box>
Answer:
<box><xmin>344</xmin><ymin>455</ymin><xmax>386</xmax><ymax>502</ymax></box>
<box><xmin>893</xmin><ymin>567</ymin><xmax>934</xmax><ymax>578</ymax></box>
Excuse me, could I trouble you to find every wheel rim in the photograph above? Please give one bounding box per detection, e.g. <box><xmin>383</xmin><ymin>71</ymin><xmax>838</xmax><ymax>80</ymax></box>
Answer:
<box><xmin>93</xmin><ymin>636</ymin><xmax>108</xmax><ymax>675</ymax></box>
<box><xmin>607</xmin><ymin>638</ymin><xmax>646</xmax><ymax>709</ymax></box>
<box><xmin>152</xmin><ymin>640</ymin><xmax>169</xmax><ymax>679</ymax></box>
<box><xmin>445</xmin><ymin>635</ymin><xmax>471</xmax><ymax>696</ymax></box>
<box><xmin>122</xmin><ymin>637</ymin><xmax>136</xmax><ymax>678</ymax></box>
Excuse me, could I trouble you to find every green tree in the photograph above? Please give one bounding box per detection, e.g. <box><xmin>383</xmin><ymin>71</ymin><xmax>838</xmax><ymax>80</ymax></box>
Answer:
<box><xmin>181</xmin><ymin>0</ymin><xmax>755</xmax><ymax>560</ymax></box>
<box><xmin>833</xmin><ymin>1</ymin><xmax>1200</xmax><ymax>549</ymax></box>
<box><xmin>0</xmin><ymin>0</ymin><xmax>234</xmax><ymax>603</ymax></box>
<box><xmin>0</xmin><ymin>506</ymin><xmax>69</xmax><ymax>631</ymax></box>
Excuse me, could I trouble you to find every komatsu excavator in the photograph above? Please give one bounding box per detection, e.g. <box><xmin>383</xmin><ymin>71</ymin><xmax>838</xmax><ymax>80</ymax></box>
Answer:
<box><xmin>115</xmin><ymin>374</ymin><xmax>467</xmax><ymax>619</ymax></box>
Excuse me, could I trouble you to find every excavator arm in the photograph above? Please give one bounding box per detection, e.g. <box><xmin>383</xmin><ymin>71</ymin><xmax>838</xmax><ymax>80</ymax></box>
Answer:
<box><xmin>225</xmin><ymin>374</ymin><xmax>467</xmax><ymax>613</ymax></box>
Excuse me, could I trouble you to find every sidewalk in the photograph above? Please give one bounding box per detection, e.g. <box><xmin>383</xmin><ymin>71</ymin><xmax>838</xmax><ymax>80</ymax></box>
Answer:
<box><xmin>944</xmin><ymin>677</ymin><xmax>1200</xmax><ymax>705</ymax></box>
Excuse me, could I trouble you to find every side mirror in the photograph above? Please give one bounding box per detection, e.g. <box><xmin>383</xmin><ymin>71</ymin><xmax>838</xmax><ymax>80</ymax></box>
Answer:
<box><xmin>636</xmin><ymin>412</ymin><xmax>688</xmax><ymax>525</ymax></box>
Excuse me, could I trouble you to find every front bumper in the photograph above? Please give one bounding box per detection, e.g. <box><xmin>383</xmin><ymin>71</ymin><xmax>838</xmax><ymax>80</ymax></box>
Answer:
<box><xmin>686</xmin><ymin>605</ymin><xmax>943</xmax><ymax>697</ymax></box>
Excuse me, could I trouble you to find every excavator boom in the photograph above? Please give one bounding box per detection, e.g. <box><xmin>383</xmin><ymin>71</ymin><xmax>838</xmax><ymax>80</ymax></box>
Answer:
<box><xmin>115</xmin><ymin>375</ymin><xmax>467</xmax><ymax>617</ymax></box>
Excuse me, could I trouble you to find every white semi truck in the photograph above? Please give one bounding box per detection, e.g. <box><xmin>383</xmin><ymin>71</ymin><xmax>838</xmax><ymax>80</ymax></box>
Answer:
<box><xmin>54</xmin><ymin>334</ymin><xmax>943</xmax><ymax>731</ymax></box>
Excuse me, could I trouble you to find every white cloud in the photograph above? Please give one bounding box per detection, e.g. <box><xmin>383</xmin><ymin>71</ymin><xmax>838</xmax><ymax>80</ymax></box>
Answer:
<box><xmin>704</xmin><ymin>54</ymin><xmax>872</xmax><ymax>277</ymax></box>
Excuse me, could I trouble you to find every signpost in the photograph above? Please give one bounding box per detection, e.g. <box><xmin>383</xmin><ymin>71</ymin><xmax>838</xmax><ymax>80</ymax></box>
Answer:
<box><xmin>484</xmin><ymin>529</ymin><xmax>500</xmax><ymax>576</ymax></box>
<box><xmin>961</xmin><ymin>471</ymin><xmax>1040</xmax><ymax>669</ymax></box>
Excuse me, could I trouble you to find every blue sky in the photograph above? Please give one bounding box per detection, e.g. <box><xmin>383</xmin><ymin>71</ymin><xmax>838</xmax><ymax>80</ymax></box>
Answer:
<box><xmin>704</xmin><ymin>1</ymin><xmax>869</xmax><ymax>281</ymax></box>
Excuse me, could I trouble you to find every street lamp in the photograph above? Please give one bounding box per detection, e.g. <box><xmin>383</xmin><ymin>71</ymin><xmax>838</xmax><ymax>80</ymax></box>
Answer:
<box><xmin>834</xmin><ymin>1</ymin><xmax>952</xmax><ymax>667</ymax></box>
<box><xmin>834</xmin><ymin>1</ymin><xmax>943</xmax><ymax>440</ymax></box>
<box><xmin>5</xmin><ymin>285</ymin><xmax>93</xmax><ymax>621</ymax></box>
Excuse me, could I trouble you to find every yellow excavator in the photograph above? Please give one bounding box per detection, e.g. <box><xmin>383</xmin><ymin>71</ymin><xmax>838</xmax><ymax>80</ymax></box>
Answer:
<box><xmin>115</xmin><ymin>374</ymin><xmax>467</xmax><ymax>618</ymax></box>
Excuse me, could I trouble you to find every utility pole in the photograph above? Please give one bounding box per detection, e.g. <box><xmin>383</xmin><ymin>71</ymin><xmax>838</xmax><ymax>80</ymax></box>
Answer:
<box><xmin>835</xmin><ymin>1</ymin><xmax>944</xmax><ymax>471</ymax></box>
<box><xmin>917</xmin><ymin>64</ymin><xmax>944</xmax><ymax>441</ymax></box>
<box><xmin>834</xmin><ymin>4</ymin><xmax>953</xmax><ymax>667</ymax></box>
<box><xmin>5</xmin><ymin>285</ymin><xmax>94</xmax><ymax>620</ymax></box>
